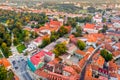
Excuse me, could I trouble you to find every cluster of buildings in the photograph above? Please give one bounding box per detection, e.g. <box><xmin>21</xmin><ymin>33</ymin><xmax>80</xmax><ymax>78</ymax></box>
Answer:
<box><xmin>1</xmin><ymin>3</ymin><xmax>120</xmax><ymax>80</ymax></box>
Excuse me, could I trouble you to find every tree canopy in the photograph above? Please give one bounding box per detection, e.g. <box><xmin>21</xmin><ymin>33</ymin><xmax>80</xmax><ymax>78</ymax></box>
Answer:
<box><xmin>100</xmin><ymin>49</ymin><xmax>113</xmax><ymax>62</ymax></box>
<box><xmin>0</xmin><ymin>66</ymin><xmax>14</xmax><ymax>80</ymax></box>
<box><xmin>58</xmin><ymin>26</ymin><xmax>68</xmax><ymax>37</ymax></box>
<box><xmin>53</xmin><ymin>43</ymin><xmax>67</xmax><ymax>57</ymax></box>
<box><xmin>77</xmin><ymin>40</ymin><xmax>86</xmax><ymax>50</ymax></box>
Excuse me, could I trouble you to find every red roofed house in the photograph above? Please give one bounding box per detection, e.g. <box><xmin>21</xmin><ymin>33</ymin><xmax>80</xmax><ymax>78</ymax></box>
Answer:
<box><xmin>113</xmin><ymin>51</ymin><xmax>120</xmax><ymax>60</ymax></box>
<box><xmin>63</xmin><ymin>66</ymin><xmax>78</xmax><ymax>76</ymax></box>
<box><xmin>93</xmin><ymin>55</ymin><xmax>105</xmax><ymax>68</ymax></box>
<box><xmin>0</xmin><ymin>58</ymin><xmax>11</xmax><ymax>70</ymax></box>
<box><xmin>75</xmin><ymin>49</ymin><xmax>86</xmax><ymax>59</ymax></box>
<box><xmin>84</xmin><ymin>23</ymin><xmax>98</xmax><ymax>33</ymax></box>
<box><xmin>30</xmin><ymin>50</ymin><xmax>55</xmax><ymax>69</ymax></box>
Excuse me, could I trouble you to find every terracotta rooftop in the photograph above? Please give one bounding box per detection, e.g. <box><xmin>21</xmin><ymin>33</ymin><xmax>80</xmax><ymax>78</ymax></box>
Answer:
<box><xmin>84</xmin><ymin>23</ymin><xmax>95</xmax><ymax>29</ymax></box>
<box><xmin>0</xmin><ymin>58</ymin><xmax>11</xmax><ymax>68</ymax></box>
<box><xmin>93</xmin><ymin>55</ymin><xmax>105</xmax><ymax>67</ymax></box>
<box><xmin>86</xmin><ymin>47</ymin><xmax>94</xmax><ymax>54</ymax></box>
<box><xmin>75</xmin><ymin>49</ymin><xmax>86</xmax><ymax>56</ymax></box>
<box><xmin>84</xmin><ymin>33</ymin><xmax>104</xmax><ymax>42</ymax></box>
<box><xmin>91</xmin><ymin>64</ymin><xmax>99</xmax><ymax>71</ymax></box>
<box><xmin>78</xmin><ymin>53</ymin><xmax>90</xmax><ymax>69</ymax></box>
<box><xmin>113</xmin><ymin>51</ymin><xmax>120</xmax><ymax>57</ymax></box>
<box><xmin>48</xmin><ymin>58</ymin><xmax>61</xmax><ymax>66</ymax></box>
<box><xmin>63</xmin><ymin>66</ymin><xmax>78</xmax><ymax>75</ymax></box>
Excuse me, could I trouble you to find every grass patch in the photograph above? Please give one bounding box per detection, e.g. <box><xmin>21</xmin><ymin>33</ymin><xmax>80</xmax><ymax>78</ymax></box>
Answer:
<box><xmin>17</xmin><ymin>44</ymin><xmax>26</xmax><ymax>53</ymax></box>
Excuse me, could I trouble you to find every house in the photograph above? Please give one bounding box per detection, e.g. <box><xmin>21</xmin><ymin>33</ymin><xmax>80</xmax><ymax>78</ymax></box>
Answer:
<box><xmin>75</xmin><ymin>49</ymin><xmax>86</xmax><ymax>59</ymax></box>
<box><xmin>30</xmin><ymin>51</ymin><xmax>45</xmax><ymax>69</ymax></box>
<box><xmin>23</xmin><ymin>43</ymin><xmax>38</xmax><ymax>54</ymax></box>
<box><xmin>69</xmin><ymin>35</ymin><xmax>78</xmax><ymax>44</ymax></box>
<box><xmin>92</xmin><ymin>55</ymin><xmax>105</xmax><ymax>68</ymax></box>
<box><xmin>84</xmin><ymin>23</ymin><xmax>98</xmax><ymax>33</ymax></box>
<box><xmin>30</xmin><ymin>50</ymin><xmax>55</xmax><ymax>70</ymax></box>
<box><xmin>78</xmin><ymin>53</ymin><xmax>90</xmax><ymax>70</ymax></box>
<box><xmin>99</xmin><ymin>76</ymin><xmax>108</xmax><ymax>80</ymax></box>
<box><xmin>113</xmin><ymin>43</ymin><xmax>120</xmax><ymax>50</ymax></box>
<box><xmin>0</xmin><ymin>58</ymin><xmax>11</xmax><ymax>70</ymax></box>
<box><xmin>66</xmin><ymin>43</ymin><xmax>77</xmax><ymax>55</ymax></box>
<box><xmin>84</xmin><ymin>33</ymin><xmax>104</xmax><ymax>46</ymax></box>
<box><xmin>113</xmin><ymin>22</ymin><xmax>120</xmax><ymax>28</ymax></box>
<box><xmin>33</xmin><ymin>37</ymin><xmax>43</xmax><ymax>46</ymax></box>
<box><xmin>93</xmin><ymin>14</ymin><xmax>102</xmax><ymax>23</ymax></box>
<box><xmin>91</xmin><ymin>64</ymin><xmax>99</xmax><ymax>76</ymax></box>
<box><xmin>84</xmin><ymin>64</ymin><xmax>93</xmax><ymax>80</ymax></box>
<box><xmin>98</xmin><ymin>68</ymin><xmax>108</xmax><ymax>77</ymax></box>
<box><xmin>109</xmin><ymin>60</ymin><xmax>119</xmax><ymax>80</ymax></box>
<box><xmin>113</xmin><ymin>51</ymin><xmax>120</xmax><ymax>60</ymax></box>
<box><xmin>86</xmin><ymin>46</ymin><xmax>95</xmax><ymax>54</ymax></box>
<box><xmin>47</xmin><ymin>58</ymin><xmax>61</xmax><ymax>72</ymax></box>
<box><xmin>63</xmin><ymin>66</ymin><xmax>78</xmax><ymax>76</ymax></box>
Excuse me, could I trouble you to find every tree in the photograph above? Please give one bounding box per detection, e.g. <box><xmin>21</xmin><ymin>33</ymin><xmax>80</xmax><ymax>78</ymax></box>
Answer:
<box><xmin>98</xmin><ymin>25</ymin><xmax>108</xmax><ymax>33</ymax></box>
<box><xmin>53</xmin><ymin>43</ymin><xmax>67</xmax><ymax>57</ymax></box>
<box><xmin>100</xmin><ymin>49</ymin><xmax>113</xmax><ymax>62</ymax></box>
<box><xmin>50</xmin><ymin>31</ymin><xmax>59</xmax><ymax>42</ymax></box>
<box><xmin>40</xmin><ymin>37</ymin><xmax>51</xmax><ymax>48</ymax></box>
<box><xmin>66</xmin><ymin>17</ymin><xmax>77</xmax><ymax>27</ymax></box>
<box><xmin>73</xmin><ymin>26</ymin><xmax>83</xmax><ymax>37</ymax></box>
<box><xmin>102</xmin><ymin>18</ymin><xmax>106</xmax><ymax>23</ymax></box>
<box><xmin>0</xmin><ymin>66</ymin><xmax>7</xmax><ymax>80</ymax></box>
<box><xmin>24</xmin><ymin>36</ymin><xmax>30</xmax><ymax>42</ymax></box>
<box><xmin>0</xmin><ymin>38</ymin><xmax>3</xmax><ymax>45</ymax></box>
<box><xmin>0</xmin><ymin>66</ymin><xmax>14</xmax><ymax>80</ymax></box>
<box><xmin>58</xmin><ymin>26</ymin><xmax>68</xmax><ymax>37</ymax></box>
<box><xmin>1</xmin><ymin>42</ymin><xmax>7</xmax><ymax>49</ymax></box>
<box><xmin>13</xmin><ymin>38</ymin><xmax>19</xmax><ymax>46</ymax></box>
<box><xmin>77</xmin><ymin>40</ymin><xmax>86</xmax><ymax>50</ymax></box>
<box><xmin>31</xmin><ymin>31</ymin><xmax>38</xmax><ymax>39</ymax></box>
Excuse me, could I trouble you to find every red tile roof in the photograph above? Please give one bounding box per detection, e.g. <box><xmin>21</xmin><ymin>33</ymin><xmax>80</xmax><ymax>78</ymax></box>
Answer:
<box><xmin>63</xmin><ymin>66</ymin><xmax>78</xmax><ymax>75</ymax></box>
<box><xmin>34</xmin><ymin>37</ymin><xmax>42</xmax><ymax>43</ymax></box>
<box><xmin>0</xmin><ymin>58</ymin><xmax>11</xmax><ymax>68</ymax></box>
<box><xmin>30</xmin><ymin>51</ymin><xmax>45</xmax><ymax>65</ymax></box>
<box><xmin>113</xmin><ymin>51</ymin><xmax>120</xmax><ymax>57</ymax></box>
<box><xmin>48</xmin><ymin>58</ymin><xmax>61</xmax><ymax>66</ymax></box>
<box><xmin>84</xmin><ymin>23</ymin><xmax>95</xmax><ymax>29</ymax></box>
<box><xmin>86</xmin><ymin>47</ymin><xmax>94</xmax><ymax>54</ymax></box>
<box><xmin>75</xmin><ymin>49</ymin><xmax>86</xmax><ymax>56</ymax></box>
<box><xmin>78</xmin><ymin>53</ymin><xmax>90</xmax><ymax>69</ymax></box>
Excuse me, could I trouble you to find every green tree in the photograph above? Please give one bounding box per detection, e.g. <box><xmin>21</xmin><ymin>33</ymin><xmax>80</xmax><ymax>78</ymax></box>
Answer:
<box><xmin>31</xmin><ymin>31</ymin><xmax>38</xmax><ymax>39</ymax></box>
<box><xmin>66</xmin><ymin>17</ymin><xmax>77</xmax><ymax>27</ymax></box>
<box><xmin>53</xmin><ymin>43</ymin><xmax>67</xmax><ymax>57</ymax></box>
<box><xmin>40</xmin><ymin>37</ymin><xmax>51</xmax><ymax>48</ymax></box>
<box><xmin>0</xmin><ymin>66</ymin><xmax>7</xmax><ymax>80</ymax></box>
<box><xmin>0</xmin><ymin>66</ymin><xmax>14</xmax><ymax>80</ymax></box>
<box><xmin>100</xmin><ymin>49</ymin><xmax>113</xmax><ymax>62</ymax></box>
<box><xmin>77</xmin><ymin>40</ymin><xmax>86</xmax><ymax>50</ymax></box>
<box><xmin>13</xmin><ymin>38</ymin><xmax>19</xmax><ymax>46</ymax></box>
<box><xmin>0</xmin><ymin>38</ymin><xmax>3</xmax><ymax>45</ymax></box>
<box><xmin>58</xmin><ymin>26</ymin><xmax>68</xmax><ymax>37</ymax></box>
<box><xmin>50</xmin><ymin>31</ymin><xmax>59</xmax><ymax>42</ymax></box>
<box><xmin>1</xmin><ymin>42</ymin><xmax>7</xmax><ymax>49</ymax></box>
<box><xmin>102</xmin><ymin>18</ymin><xmax>106</xmax><ymax>23</ymax></box>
